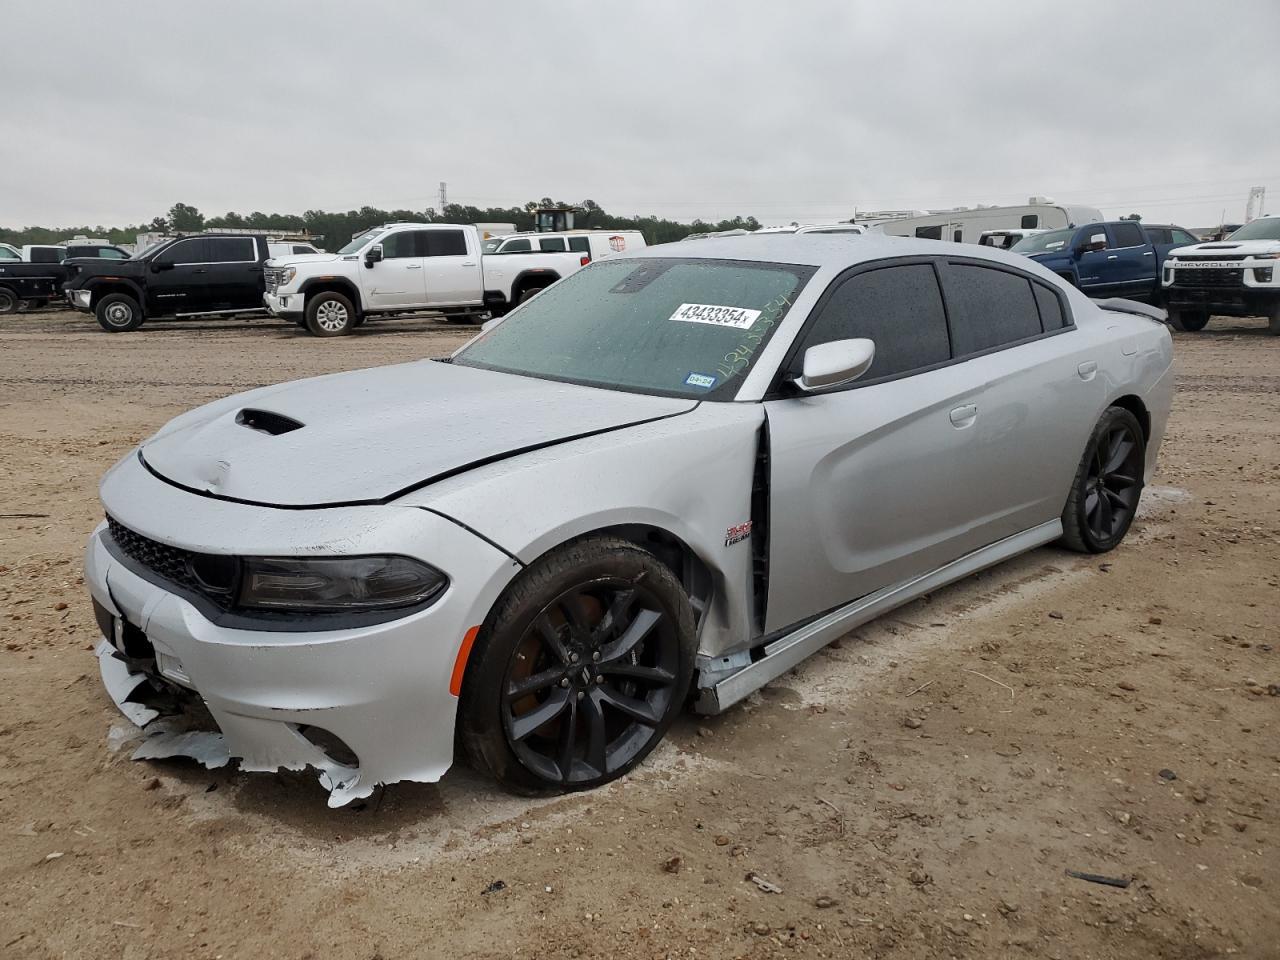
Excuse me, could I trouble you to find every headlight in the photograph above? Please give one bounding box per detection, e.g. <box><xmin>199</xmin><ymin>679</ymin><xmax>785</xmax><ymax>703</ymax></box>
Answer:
<box><xmin>1248</xmin><ymin>252</ymin><xmax>1280</xmax><ymax>260</ymax></box>
<box><xmin>280</xmin><ymin>266</ymin><xmax>297</xmax><ymax>285</ymax></box>
<box><xmin>237</xmin><ymin>556</ymin><xmax>447</xmax><ymax>612</ymax></box>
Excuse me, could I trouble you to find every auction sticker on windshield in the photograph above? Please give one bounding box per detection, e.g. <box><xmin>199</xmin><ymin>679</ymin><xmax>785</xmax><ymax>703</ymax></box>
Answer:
<box><xmin>670</xmin><ymin>303</ymin><xmax>761</xmax><ymax>329</ymax></box>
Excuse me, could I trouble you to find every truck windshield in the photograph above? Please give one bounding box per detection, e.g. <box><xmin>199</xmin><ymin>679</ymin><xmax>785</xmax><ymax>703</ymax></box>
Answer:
<box><xmin>1227</xmin><ymin>219</ymin><xmax>1280</xmax><ymax>242</ymax></box>
<box><xmin>337</xmin><ymin>229</ymin><xmax>384</xmax><ymax>255</ymax></box>
<box><xmin>454</xmin><ymin>257</ymin><xmax>815</xmax><ymax>400</ymax></box>
<box><xmin>1011</xmin><ymin>228</ymin><xmax>1074</xmax><ymax>254</ymax></box>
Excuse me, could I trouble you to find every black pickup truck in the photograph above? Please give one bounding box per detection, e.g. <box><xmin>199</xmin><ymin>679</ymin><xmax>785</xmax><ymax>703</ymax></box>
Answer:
<box><xmin>65</xmin><ymin>234</ymin><xmax>271</xmax><ymax>332</ymax></box>
<box><xmin>0</xmin><ymin>242</ymin><xmax>131</xmax><ymax>314</ymax></box>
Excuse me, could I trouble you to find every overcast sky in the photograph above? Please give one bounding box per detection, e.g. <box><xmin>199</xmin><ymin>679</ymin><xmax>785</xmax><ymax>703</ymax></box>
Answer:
<box><xmin>3</xmin><ymin>1</ymin><xmax>1278</xmax><ymax>230</ymax></box>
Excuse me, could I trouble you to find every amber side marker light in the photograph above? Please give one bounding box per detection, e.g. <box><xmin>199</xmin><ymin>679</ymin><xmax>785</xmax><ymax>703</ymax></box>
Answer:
<box><xmin>450</xmin><ymin>625</ymin><xmax>482</xmax><ymax>696</ymax></box>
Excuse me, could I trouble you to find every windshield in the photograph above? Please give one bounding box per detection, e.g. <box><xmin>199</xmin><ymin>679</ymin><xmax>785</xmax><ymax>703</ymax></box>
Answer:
<box><xmin>337</xmin><ymin>229</ymin><xmax>384</xmax><ymax>255</ymax></box>
<box><xmin>1227</xmin><ymin>218</ymin><xmax>1280</xmax><ymax>242</ymax></box>
<box><xmin>454</xmin><ymin>257</ymin><xmax>816</xmax><ymax>400</ymax></box>
<box><xmin>1011</xmin><ymin>228</ymin><xmax>1074</xmax><ymax>254</ymax></box>
<box><xmin>482</xmin><ymin>238</ymin><xmax>504</xmax><ymax>254</ymax></box>
<box><xmin>0</xmin><ymin>246</ymin><xmax>19</xmax><ymax>260</ymax></box>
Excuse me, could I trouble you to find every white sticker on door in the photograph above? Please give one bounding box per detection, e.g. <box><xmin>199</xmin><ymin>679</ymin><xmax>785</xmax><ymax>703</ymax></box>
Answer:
<box><xmin>669</xmin><ymin>303</ymin><xmax>761</xmax><ymax>330</ymax></box>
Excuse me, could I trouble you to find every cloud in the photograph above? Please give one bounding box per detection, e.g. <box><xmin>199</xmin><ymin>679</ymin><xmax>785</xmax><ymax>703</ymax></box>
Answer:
<box><xmin>2</xmin><ymin>0</ymin><xmax>1277</xmax><ymax>230</ymax></box>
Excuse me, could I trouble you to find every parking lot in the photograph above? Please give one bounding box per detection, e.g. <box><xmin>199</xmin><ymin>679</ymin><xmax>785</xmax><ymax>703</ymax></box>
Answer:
<box><xmin>0</xmin><ymin>309</ymin><xmax>1276</xmax><ymax>958</ymax></box>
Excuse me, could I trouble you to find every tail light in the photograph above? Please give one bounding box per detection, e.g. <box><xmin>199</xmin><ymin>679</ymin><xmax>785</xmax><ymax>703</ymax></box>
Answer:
<box><xmin>580</xmin><ymin>255</ymin><xmax>591</xmax><ymax>266</ymax></box>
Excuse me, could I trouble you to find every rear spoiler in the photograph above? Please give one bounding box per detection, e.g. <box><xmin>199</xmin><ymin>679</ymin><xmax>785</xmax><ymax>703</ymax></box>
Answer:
<box><xmin>1091</xmin><ymin>297</ymin><xmax>1168</xmax><ymax>323</ymax></box>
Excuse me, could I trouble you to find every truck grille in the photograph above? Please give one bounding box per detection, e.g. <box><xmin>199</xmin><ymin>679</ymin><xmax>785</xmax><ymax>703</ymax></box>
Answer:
<box><xmin>1173</xmin><ymin>267</ymin><xmax>1244</xmax><ymax>288</ymax></box>
<box><xmin>105</xmin><ymin>517</ymin><xmax>236</xmax><ymax>610</ymax></box>
<box><xmin>263</xmin><ymin>267</ymin><xmax>283</xmax><ymax>293</ymax></box>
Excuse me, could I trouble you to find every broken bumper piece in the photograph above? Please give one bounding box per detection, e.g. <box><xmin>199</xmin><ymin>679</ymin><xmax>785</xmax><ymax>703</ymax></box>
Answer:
<box><xmin>83</xmin><ymin>487</ymin><xmax>517</xmax><ymax>806</ymax></box>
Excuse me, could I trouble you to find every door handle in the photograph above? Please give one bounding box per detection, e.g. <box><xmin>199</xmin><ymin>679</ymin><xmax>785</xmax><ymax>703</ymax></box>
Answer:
<box><xmin>462</xmin><ymin>261</ymin><xmax>477</xmax><ymax>266</ymax></box>
<box><xmin>193</xmin><ymin>268</ymin><xmax>207</xmax><ymax>274</ymax></box>
<box><xmin>1142</xmin><ymin>251</ymin><xmax>1154</xmax><ymax>256</ymax></box>
<box><xmin>1077</xmin><ymin>360</ymin><xmax>1098</xmax><ymax>381</ymax></box>
<box><xmin>949</xmin><ymin>404</ymin><xmax>978</xmax><ymax>428</ymax></box>
<box><xmin>1106</xmin><ymin>255</ymin><xmax>1118</xmax><ymax>260</ymax></box>
<box><xmin>405</xmin><ymin>264</ymin><xmax>422</xmax><ymax>270</ymax></box>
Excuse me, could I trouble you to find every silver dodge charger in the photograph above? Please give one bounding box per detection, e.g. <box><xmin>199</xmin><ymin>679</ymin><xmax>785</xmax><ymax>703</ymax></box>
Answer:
<box><xmin>88</xmin><ymin>235</ymin><xmax>1173</xmax><ymax>804</ymax></box>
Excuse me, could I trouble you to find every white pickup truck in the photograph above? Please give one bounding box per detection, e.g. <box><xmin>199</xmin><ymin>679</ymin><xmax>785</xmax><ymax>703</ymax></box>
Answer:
<box><xmin>263</xmin><ymin>222</ymin><xmax>588</xmax><ymax>336</ymax></box>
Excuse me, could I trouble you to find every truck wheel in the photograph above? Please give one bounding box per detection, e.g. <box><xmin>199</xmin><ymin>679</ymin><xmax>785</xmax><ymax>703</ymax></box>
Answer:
<box><xmin>95</xmin><ymin>293</ymin><xmax>144</xmax><ymax>332</ymax></box>
<box><xmin>0</xmin><ymin>288</ymin><xmax>17</xmax><ymax>315</ymax></box>
<box><xmin>1269</xmin><ymin>303</ymin><xmax>1280</xmax><ymax>336</ymax></box>
<box><xmin>305</xmin><ymin>291</ymin><xmax>356</xmax><ymax>337</ymax></box>
<box><xmin>517</xmin><ymin>286</ymin><xmax>545</xmax><ymax>305</ymax></box>
<box><xmin>1169</xmin><ymin>309</ymin><xmax>1209</xmax><ymax>332</ymax></box>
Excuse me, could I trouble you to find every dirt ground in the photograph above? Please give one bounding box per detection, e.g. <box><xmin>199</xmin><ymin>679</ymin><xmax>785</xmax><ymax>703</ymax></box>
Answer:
<box><xmin>0</xmin><ymin>307</ymin><xmax>1276</xmax><ymax>960</ymax></box>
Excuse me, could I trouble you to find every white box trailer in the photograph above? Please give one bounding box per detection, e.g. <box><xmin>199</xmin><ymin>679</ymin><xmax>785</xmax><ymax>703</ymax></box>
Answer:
<box><xmin>872</xmin><ymin>201</ymin><xmax>1103</xmax><ymax>244</ymax></box>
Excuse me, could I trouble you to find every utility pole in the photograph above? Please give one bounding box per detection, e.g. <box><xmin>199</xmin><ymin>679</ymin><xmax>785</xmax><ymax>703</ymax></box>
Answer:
<box><xmin>438</xmin><ymin>181</ymin><xmax>448</xmax><ymax>211</ymax></box>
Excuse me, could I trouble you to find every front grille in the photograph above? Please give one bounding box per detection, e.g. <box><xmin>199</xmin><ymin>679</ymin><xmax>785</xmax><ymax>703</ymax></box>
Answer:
<box><xmin>106</xmin><ymin>517</ymin><xmax>235</xmax><ymax>610</ymax></box>
<box><xmin>263</xmin><ymin>267</ymin><xmax>283</xmax><ymax>293</ymax></box>
<box><xmin>1178</xmin><ymin>254</ymin><xmax>1246</xmax><ymax>262</ymax></box>
<box><xmin>1173</xmin><ymin>267</ymin><xmax>1244</xmax><ymax>288</ymax></box>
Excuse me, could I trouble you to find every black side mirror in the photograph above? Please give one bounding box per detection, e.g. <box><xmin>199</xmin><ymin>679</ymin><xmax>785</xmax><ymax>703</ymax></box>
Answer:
<box><xmin>365</xmin><ymin>244</ymin><xmax>383</xmax><ymax>268</ymax></box>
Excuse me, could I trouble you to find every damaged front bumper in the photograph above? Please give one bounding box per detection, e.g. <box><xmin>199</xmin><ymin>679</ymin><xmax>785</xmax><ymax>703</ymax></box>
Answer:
<box><xmin>85</xmin><ymin>462</ymin><xmax>519</xmax><ymax>806</ymax></box>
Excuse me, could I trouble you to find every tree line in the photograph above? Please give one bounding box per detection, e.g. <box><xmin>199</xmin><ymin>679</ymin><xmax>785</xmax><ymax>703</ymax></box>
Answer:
<box><xmin>0</xmin><ymin>199</ymin><xmax>763</xmax><ymax>249</ymax></box>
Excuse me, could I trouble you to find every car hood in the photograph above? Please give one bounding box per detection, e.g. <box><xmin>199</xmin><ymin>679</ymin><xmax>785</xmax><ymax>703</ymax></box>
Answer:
<box><xmin>1168</xmin><ymin>239</ymin><xmax>1280</xmax><ymax>257</ymax></box>
<box><xmin>265</xmin><ymin>253</ymin><xmax>348</xmax><ymax>267</ymax></box>
<box><xmin>139</xmin><ymin>360</ymin><xmax>697</xmax><ymax>507</ymax></box>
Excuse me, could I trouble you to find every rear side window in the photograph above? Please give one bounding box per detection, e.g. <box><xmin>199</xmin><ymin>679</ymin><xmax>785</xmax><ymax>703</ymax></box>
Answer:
<box><xmin>800</xmin><ymin>263</ymin><xmax>951</xmax><ymax>381</ymax></box>
<box><xmin>1143</xmin><ymin>227</ymin><xmax>1170</xmax><ymax>244</ymax></box>
<box><xmin>538</xmin><ymin>237</ymin><xmax>567</xmax><ymax>252</ymax></box>
<box><xmin>100</xmin><ymin>247</ymin><xmax>129</xmax><ymax>259</ymax></box>
<box><xmin>499</xmin><ymin>238</ymin><xmax>531</xmax><ymax>253</ymax></box>
<box><xmin>567</xmin><ymin>236</ymin><xmax>590</xmax><ymax>254</ymax></box>
<box><xmin>31</xmin><ymin>247</ymin><xmax>64</xmax><ymax>263</ymax></box>
<box><xmin>1112</xmin><ymin>222</ymin><xmax>1145</xmax><ymax>248</ymax></box>
<box><xmin>292</xmin><ymin>245</ymin><xmax>314</xmax><ymax>255</ymax></box>
<box><xmin>207</xmin><ymin>238</ymin><xmax>256</xmax><ymax>261</ymax></box>
<box><xmin>425</xmin><ymin>230</ymin><xmax>467</xmax><ymax>257</ymax></box>
<box><xmin>1032</xmin><ymin>283</ymin><xmax>1067</xmax><ymax>330</ymax></box>
<box><xmin>1021</xmin><ymin>214</ymin><xmax>1039</xmax><ymax>229</ymax></box>
<box><xmin>1171</xmin><ymin>229</ymin><xmax>1198</xmax><ymax>244</ymax></box>
<box><xmin>915</xmin><ymin>225</ymin><xmax>943</xmax><ymax>240</ymax></box>
<box><xmin>946</xmin><ymin>263</ymin><xmax>1041</xmax><ymax>354</ymax></box>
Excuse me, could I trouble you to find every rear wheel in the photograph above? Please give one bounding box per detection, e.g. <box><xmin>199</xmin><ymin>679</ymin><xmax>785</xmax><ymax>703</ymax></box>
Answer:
<box><xmin>517</xmin><ymin>286</ymin><xmax>546</xmax><ymax>305</ymax></box>
<box><xmin>1169</xmin><ymin>308</ymin><xmax>1209</xmax><ymax>332</ymax></box>
<box><xmin>305</xmin><ymin>291</ymin><xmax>356</xmax><ymax>336</ymax></box>
<box><xmin>459</xmin><ymin>537</ymin><xmax>695</xmax><ymax>793</ymax></box>
<box><xmin>95</xmin><ymin>293</ymin><xmax>144</xmax><ymax>332</ymax></box>
<box><xmin>0</xmin><ymin>288</ymin><xmax>18</xmax><ymax>315</ymax></box>
<box><xmin>1060</xmin><ymin>407</ymin><xmax>1146</xmax><ymax>554</ymax></box>
<box><xmin>1269</xmin><ymin>302</ymin><xmax>1280</xmax><ymax>336</ymax></box>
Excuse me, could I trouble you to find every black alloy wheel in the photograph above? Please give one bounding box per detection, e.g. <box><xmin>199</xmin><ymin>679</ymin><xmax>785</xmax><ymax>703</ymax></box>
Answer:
<box><xmin>458</xmin><ymin>537</ymin><xmax>695</xmax><ymax>793</ymax></box>
<box><xmin>501</xmin><ymin>579</ymin><xmax>681</xmax><ymax>785</ymax></box>
<box><xmin>1060</xmin><ymin>406</ymin><xmax>1146</xmax><ymax>553</ymax></box>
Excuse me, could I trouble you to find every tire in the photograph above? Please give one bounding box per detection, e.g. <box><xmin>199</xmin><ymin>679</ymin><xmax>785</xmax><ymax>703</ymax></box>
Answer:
<box><xmin>1269</xmin><ymin>302</ymin><xmax>1280</xmax><ymax>336</ymax></box>
<box><xmin>458</xmin><ymin>536</ymin><xmax>696</xmax><ymax>793</ymax></box>
<box><xmin>517</xmin><ymin>286</ymin><xmax>545</xmax><ymax>305</ymax></box>
<box><xmin>1169</xmin><ymin>308</ymin><xmax>1209</xmax><ymax>332</ymax></box>
<box><xmin>304</xmin><ymin>291</ymin><xmax>356</xmax><ymax>337</ymax></box>
<box><xmin>95</xmin><ymin>293</ymin><xmax>144</xmax><ymax>332</ymax></box>
<box><xmin>27</xmin><ymin>298</ymin><xmax>48</xmax><ymax>310</ymax></box>
<box><xmin>1059</xmin><ymin>407</ymin><xmax>1146</xmax><ymax>554</ymax></box>
<box><xmin>0</xmin><ymin>288</ymin><xmax>17</xmax><ymax>315</ymax></box>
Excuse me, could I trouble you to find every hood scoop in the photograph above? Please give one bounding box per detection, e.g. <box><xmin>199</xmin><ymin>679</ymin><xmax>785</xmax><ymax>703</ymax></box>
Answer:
<box><xmin>236</xmin><ymin>408</ymin><xmax>304</xmax><ymax>436</ymax></box>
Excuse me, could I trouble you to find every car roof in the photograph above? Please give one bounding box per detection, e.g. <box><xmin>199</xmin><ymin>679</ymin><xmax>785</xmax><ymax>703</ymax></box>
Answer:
<box><xmin>625</xmin><ymin>233</ymin><xmax>1031</xmax><ymax>271</ymax></box>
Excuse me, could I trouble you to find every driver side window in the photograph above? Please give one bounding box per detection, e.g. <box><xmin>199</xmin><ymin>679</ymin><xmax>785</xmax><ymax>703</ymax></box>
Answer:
<box><xmin>797</xmin><ymin>263</ymin><xmax>951</xmax><ymax>384</ymax></box>
<box><xmin>381</xmin><ymin>231</ymin><xmax>421</xmax><ymax>259</ymax></box>
<box><xmin>156</xmin><ymin>239</ymin><xmax>208</xmax><ymax>264</ymax></box>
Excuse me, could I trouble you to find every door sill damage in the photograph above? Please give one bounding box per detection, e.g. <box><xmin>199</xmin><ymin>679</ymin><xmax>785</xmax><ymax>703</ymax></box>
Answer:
<box><xmin>95</xmin><ymin>640</ymin><xmax>372</xmax><ymax>807</ymax></box>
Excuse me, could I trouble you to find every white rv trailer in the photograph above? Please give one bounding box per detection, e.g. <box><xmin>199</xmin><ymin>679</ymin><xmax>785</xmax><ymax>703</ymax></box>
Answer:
<box><xmin>871</xmin><ymin>200</ymin><xmax>1103</xmax><ymax>244</ymax></box>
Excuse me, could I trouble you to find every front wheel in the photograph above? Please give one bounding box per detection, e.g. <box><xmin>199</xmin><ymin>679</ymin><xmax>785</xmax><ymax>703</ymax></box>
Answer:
<box><xmin>1269</xmin><ymin>302</ymin><xmax>1280</xmax><ymax>336</ymax></box>
<box><xmin>304</xmin><ymin>291</ymin><xmax>356</xmax><ymax>336</ymax></box>
<box><xmin>1169</xmin><ymin>308</ymin><xmax>1209</xmax><ymax>332</ymax></box>
<box><xmin>1059</xmin><ymin>407</ymin><xmax>1146</xmax><ymax>554</ymax></box>
<box><xmin>458</xmin><ymin>537</ymin><xmax>695</xmax><ymax>793</ymax></box>
<box><xmin>0</xmin><ymin>288</ymin><xmax>18</xmax><ymax>315</ymax></box>
<box><xmin>95</xmin><ymin>293</ymin><xmax>144</xmax><ymax>332</ymax></box>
